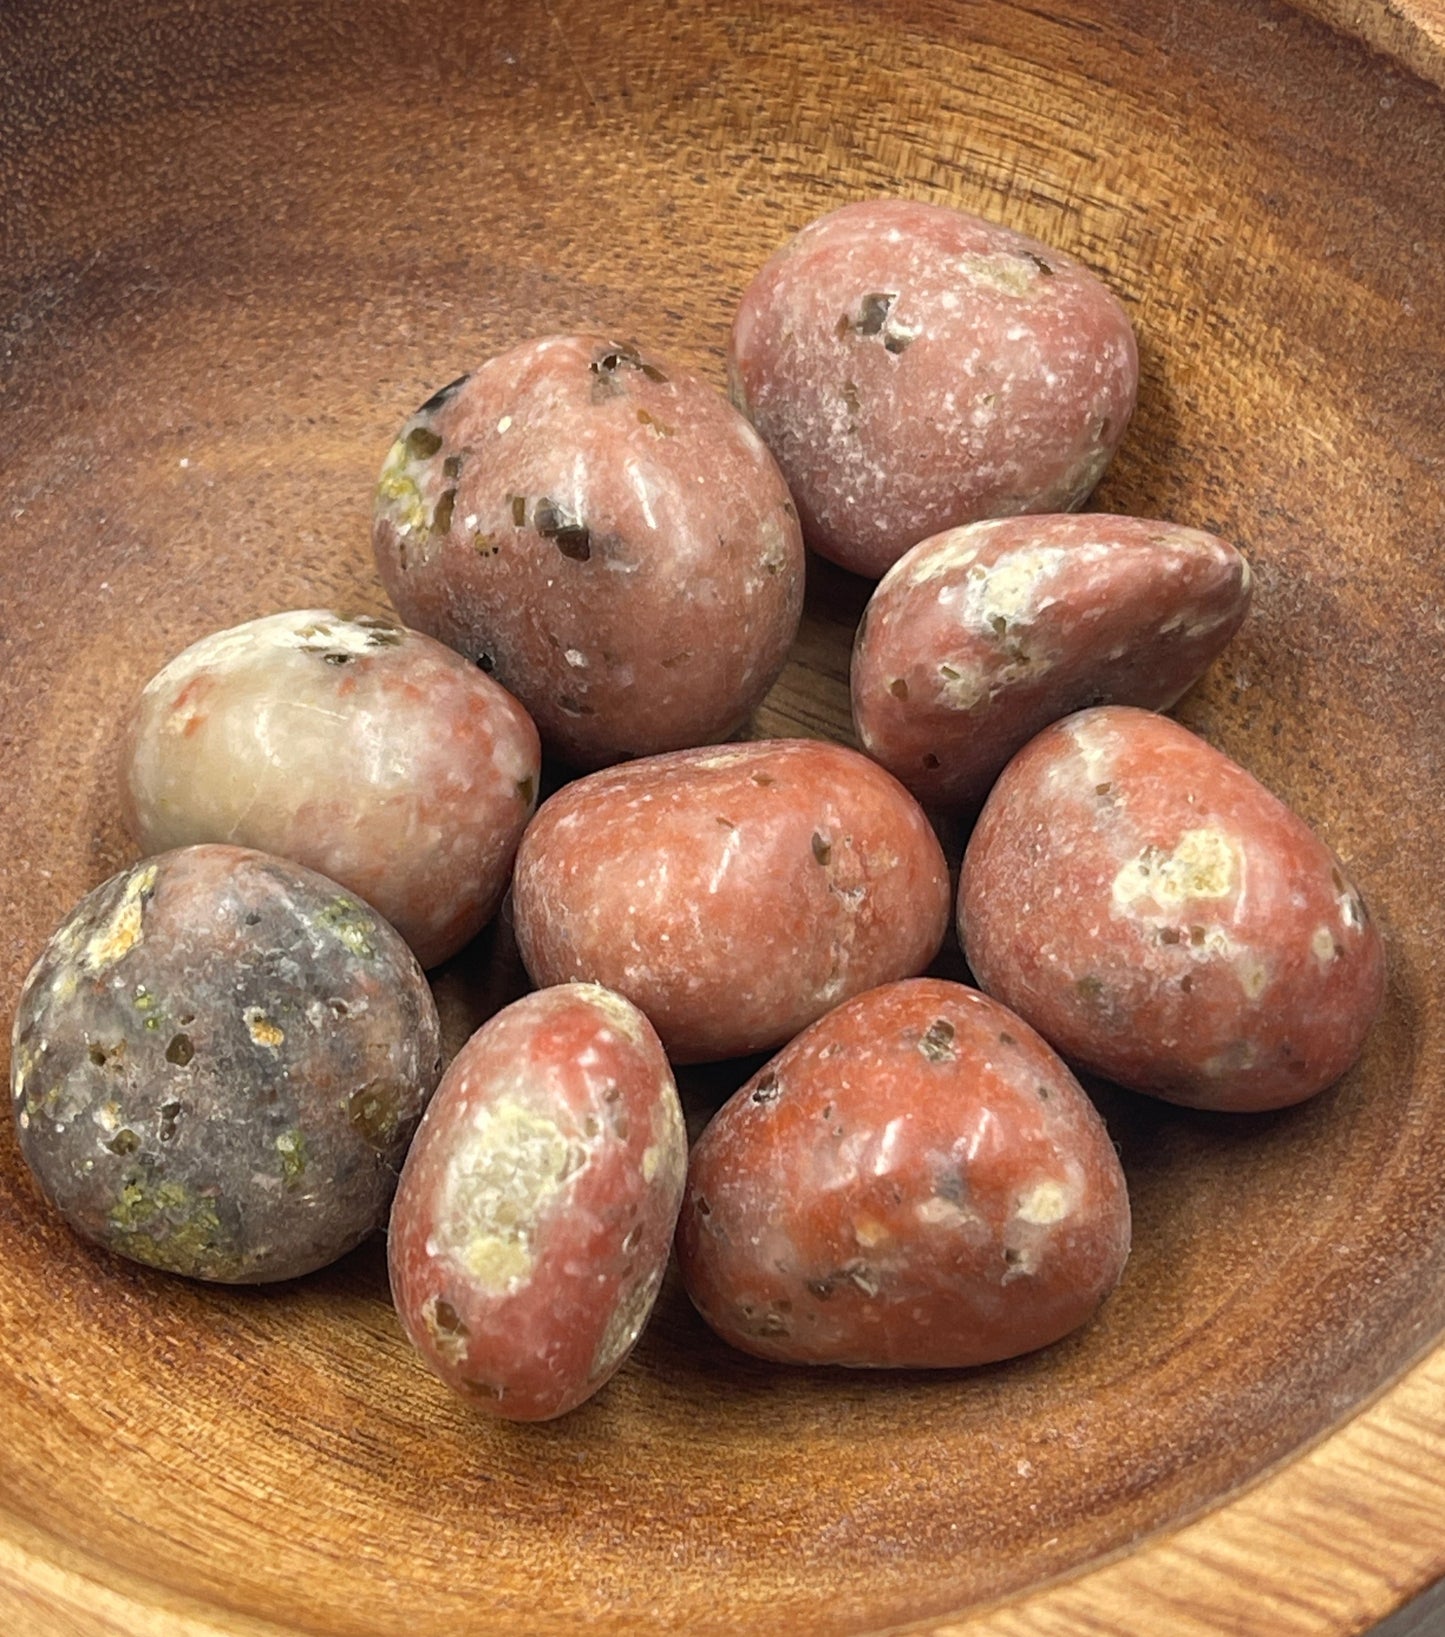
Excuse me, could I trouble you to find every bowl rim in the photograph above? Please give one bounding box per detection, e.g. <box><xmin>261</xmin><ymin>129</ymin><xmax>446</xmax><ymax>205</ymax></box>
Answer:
<box><xmin>943</xmin><ymin>1340</ymin><xmax>1445</xmax><ymax>1634</ymax></box>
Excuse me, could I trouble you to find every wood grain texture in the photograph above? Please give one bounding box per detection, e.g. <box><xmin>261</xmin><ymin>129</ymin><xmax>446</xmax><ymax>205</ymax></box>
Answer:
<box><xmin>939</xmin><ymin>1341</ymin><xmax>1445</xmax><ymax>1635</ymax></box>
<box><xmin>1292</xmin><ymin>0</ymin><xmax>1445</xmax><ymax>82</ymax></box>
<box><xmin>1</xmin><ymin>0</ymin><xmax>1443</xmax><ymax>1632</ymax></box>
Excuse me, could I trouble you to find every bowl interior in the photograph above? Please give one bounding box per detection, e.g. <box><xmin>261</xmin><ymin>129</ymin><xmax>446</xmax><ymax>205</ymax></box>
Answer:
<box><xmin>2</xmin><ymin>1</ymin><xmax>1444</xmax><ymax>1631</ymax></box>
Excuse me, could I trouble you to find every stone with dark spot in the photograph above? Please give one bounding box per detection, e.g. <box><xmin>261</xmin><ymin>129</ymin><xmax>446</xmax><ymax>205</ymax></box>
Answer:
<box><xmin>372</xmin><ymin>334</ymin><xmax>805</xmax><ymax>769</ymax></box>
<box><xmin>10</xmin><ymin>845</ymin><xmax>442</xmax><ymax>1282</ymax></box>
<box><xmin>729</xmin><ymin>198</ymin><xmax>1138</xmax><ymax>577</ymax></box>
<box><xmin>677</xmin><ymin>978</ymin><xmax>1130</xmax><ymax>1367</ymax></box>
<box><xmin>852</xmin><ymin>514</ymin><xmax>1252</xmax><ymax>813</ymax></box>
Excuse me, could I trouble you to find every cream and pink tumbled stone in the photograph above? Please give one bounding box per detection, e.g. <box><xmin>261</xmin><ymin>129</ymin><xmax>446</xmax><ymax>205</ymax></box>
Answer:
<box><xmin>387</xmin><ymin>983</ymin><xmax>686</xmax><ymax>1420</ymax></box>
<box><xmin>121</xmin><ymin>609</ymin><xmax>540</xmax><ymax>969</ymax></box>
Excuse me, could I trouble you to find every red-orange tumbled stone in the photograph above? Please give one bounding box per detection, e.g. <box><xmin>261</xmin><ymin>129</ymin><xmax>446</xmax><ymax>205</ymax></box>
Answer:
<box><xmin>677</xmin><ymin>978</ymin><xmax>1131</xmax><ymax>1368</ymax></box>
<box><xmin>512</xmin><ymin>740</ymin><xmax>951</xmax><ymax>1063</ymax></box>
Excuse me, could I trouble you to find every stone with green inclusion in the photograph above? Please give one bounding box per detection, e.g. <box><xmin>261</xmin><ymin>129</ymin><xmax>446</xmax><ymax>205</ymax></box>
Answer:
<box><xmin>11</xmin><ymin>844</ymin><xmax>443</xmax><ymax>1283</ymax></box>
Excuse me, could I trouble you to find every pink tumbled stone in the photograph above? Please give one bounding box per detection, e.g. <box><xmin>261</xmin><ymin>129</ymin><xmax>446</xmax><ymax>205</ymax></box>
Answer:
<box><xmin>372</xmin><ymin>335</ymin><xmax>806</xmax><ymax>768</ymax></box>
<box><xmin>958</xmin><ymin>708</ymin><xmax>1387</xmax><ymax>1111</ymax></box>
<box><xmin>512</xmin><ymin>739</ymin><xmax>952</xmax><ymax>1063</ymax></box>
<box><xmin>852</xmin><ymin>514</ymin><xmax>1251</xmax><ymax>812</ymax></box>
<box><xmin>730</xmin><ymin>198</ymin><xmax>1139</xmax><ymax>578</ymax></box>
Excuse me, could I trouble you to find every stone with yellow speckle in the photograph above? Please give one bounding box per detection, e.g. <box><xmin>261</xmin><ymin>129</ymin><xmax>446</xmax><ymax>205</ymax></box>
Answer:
<box><xmin>10</xmin><ymin>844</ymin><xmax>441</xmax><ymax>1281</ymax></box>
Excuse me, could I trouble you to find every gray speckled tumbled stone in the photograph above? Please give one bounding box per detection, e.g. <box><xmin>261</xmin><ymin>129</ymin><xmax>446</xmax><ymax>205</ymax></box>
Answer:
<box><xmin>11</xmin><ymin>844</ymin><xmax>442</xmax><ymax>1282</ymax></box>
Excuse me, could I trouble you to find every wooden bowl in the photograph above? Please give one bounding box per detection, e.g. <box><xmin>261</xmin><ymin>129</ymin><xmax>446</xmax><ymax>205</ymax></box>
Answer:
<box><xmin>3</xmin><ymin>2</ymin><xmax>1444</xmax><ymax>1631</ymax></box>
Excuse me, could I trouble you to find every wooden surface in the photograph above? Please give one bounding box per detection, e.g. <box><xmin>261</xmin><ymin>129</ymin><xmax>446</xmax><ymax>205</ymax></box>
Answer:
<box><xmin>1292</xmin><ymin>0</ymin><xmax>1445</xmax><ymax>82</ymax></box>
<box><xmin>2</xmin><ymin>0</ymin><xmax>1444</xmax><ymax>1632</ymax></box>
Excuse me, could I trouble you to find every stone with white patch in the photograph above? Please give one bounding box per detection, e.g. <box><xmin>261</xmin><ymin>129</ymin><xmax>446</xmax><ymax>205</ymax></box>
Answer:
<box><xmin>960</xmin><ymin>706</ymin><xmax>1386</xmax><ymax>1111</ymax></box>
<box><xmin>852</xmin><ymin>514</ymin><xmax>1251</xmax><ymax>811</ymax></box>
<box><xmin>387</xmin><ymin>983</ymin><xmax>685</xmax><ymax>1421</ymax></box>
